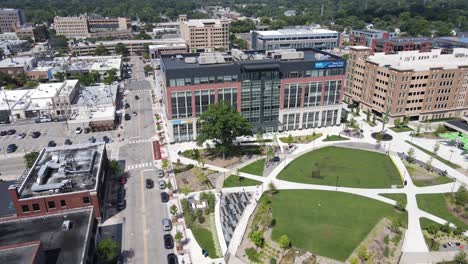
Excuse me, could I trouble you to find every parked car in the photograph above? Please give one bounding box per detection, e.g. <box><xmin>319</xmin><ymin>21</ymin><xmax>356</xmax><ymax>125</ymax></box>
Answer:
<box><xmin>0</xmin><ymin>130</ymin><xmax>7</xmax><ymax>136</ymax></box>
<box><xmin>157</xmin><ymin>169</ymin><xmax>164</xmax><ymax>178</ymax></box>
<box><xmin>124</xmin><ymin>103</ymin><xmax>130</xmax><ymax>109</ymax></box>
<box><xmin>158</xmin><ymin>180</ymin><xmax>166</xmax><ymax>189</ymax></box>
<box><xmin>35</xmin><ymin>117</ymin><xmax>51</xmax><ymax>123</ymax></box>
<box><xmin>162</xmin><ymin>218</ymin><xmax>172</xmax><ymax>231</ymax></box>
<box><xmin>167</xmin><ymin>253</ymin><xmax>178</xmax><ymax>264</ymax></box>
<box><xmin>160</xmin><ymin>192</ymin><xmax>169</xmax><ymax>203</ymax></box>
<box><xmin>117</xmin><ymin>187</ymin><xmax>126</xmax><ymax>199</ymax></box>
<box><xmin>31</xmin><ymin>131</ymin><xmax>41</xmax><ymax>138</ymax></box>
<box><xmin>163</xmin><ymin>234</ymin><xmax>174</xmax><ymax>249</ymax></box>
<box><xmin>135</xmin><ymin>95</ymin><xmax>139</xmax><ymax>100</ymax></box>
<box><xmin>64</xmin><ymin>139</ymin><xmax>72</xmax><ymax>145</ymax></box>
<box><xmin>102</xmin><ymin>136</ymin><xmax>110</xmax><ymax>143</ymax></box>
<box><xmin>48</xmin><ymin>141</ymin><xmax>57</xmax><ymax>147</ymax></box>
<box><xmin>125</xmin><ymin>113</ymin><xmax>131</xmax><ymax>120</ymax></box>
<box><xmin>146</xmin><ymin>179</ymin><xmax>154</xmax><ymax>189</ymax></box>
<box><xmin>117</xmin><ymin>199</ymin><xmax>126</xmax><ymax>211</ymax></box>
<box><xmin>88</xmin><ymin>136</ymin><xmax>96</xmax><ymax>143</ymax></box>
<box><xmin>84</xmin><ymin>127</ymin><xmax>91</xmax><ymax>134</ymax></box>
<box><xmin>119</xmin><ymin>176</ymin><xmax>127</xmax><ymax>185</ymax></box>
<box><xmin>271</xmin><ymin>156</ymin><xmax>280</xmax><ymax>162</ymax></box>
<box><xmin>7</xmin><ymin>129</ymin><xmax>16</xmax><ymax>135</ymax></box>
<box><xmin>17</xmin><ymin>132</ymin><xmax>26</xmax><ymax>139</ymax></box>
<box><xmin>132</xmin><ymin>111</ymin><xmax>137</xmax><ymax>116</ymax></box>
<box><xmin>6</xmin><ymin>144</ymin><xmax>17</xmax><ymax>153</ymax></box>
<box><xmin>75</xmin><ymin>127</ymin><xmax>83</xmax><ymax>134</ymax></box>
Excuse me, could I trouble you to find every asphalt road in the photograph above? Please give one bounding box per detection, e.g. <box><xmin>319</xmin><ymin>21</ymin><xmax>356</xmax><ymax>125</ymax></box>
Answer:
<box><xmin>0</xmin><ymin>156</ymin><xmax>26</xmax><ymax>181</ymax></box>
<box><xmin>118</xmin><ymin>56</ymin><xmax>172</xmax><ymax>264</ymax></box>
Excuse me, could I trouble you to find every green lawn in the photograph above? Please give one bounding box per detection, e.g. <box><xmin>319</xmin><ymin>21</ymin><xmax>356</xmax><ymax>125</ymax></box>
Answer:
<box><xmin>416</xmin><ymin>194</ymin><xmax>467</xmax><ymax>229</ymax></box>
<box><xmin>404</xmin><ymin>161</ymin><xmax>454</xmax><ymax>187</ymax></box>
<box><xmin>192</xmin><ymin>227</ymin><xmax>220</xmax><ymax>258</ymax></box>
<box><xmin>271</xmin><ymin>190</ymin><xmax>407</xmax><ymax>261</ymax></box>
<box><xmin>239</xmin><ymin>158</ymin><xmax>265</xmax><ymax>176</ymax></box>
<box><xmin>280</xmin><ymin>133</ymin><xmax>322</xmax><ymax>143</ymax></box>
<box><xmin>223</xmin><ymin>175</ymin><xmax>261</xmax><ymax>188</ymax></box>
<box><xmin>380</xmin><ymin>193</ymin><xmax>407</xmax><ymax>205</ymax></box>
<box><xmin>405</xmin><ymin>141</ymin><xmax>461</xmax><ymax>169</ymax></box>
<box><xmin>277</xmin><ymin>146</ymin><xmax>402</xmax><ymax>188</ymax></box>
<box><xmin>322</xmin><ymin>135</ymin><xmax>350</xmax><ymax>142</ymax></box>
<box><xmin>389</xmin><ymin>126</ymin><xmax>413</xmax><ymax>133</ymax></box>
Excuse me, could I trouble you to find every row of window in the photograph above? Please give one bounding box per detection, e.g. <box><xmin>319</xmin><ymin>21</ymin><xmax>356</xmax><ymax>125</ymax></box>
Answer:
<box><xmin>283</xmin><ymin>81</ymin><xmax>342</xmax><ymax>109</ymax></box>
<box><xmin>21</xmin><ymin>196</ymin><xmax>90</xmax><ymax>213</ymax></box>
<box><xmin>283</xmin><ymin>109</ymin><xmax>339</xmax><ymax>131</ymax></box>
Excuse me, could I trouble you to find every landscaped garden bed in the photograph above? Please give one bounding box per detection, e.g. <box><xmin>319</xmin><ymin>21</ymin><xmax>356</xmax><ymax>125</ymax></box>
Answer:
<box><xmin>279</xmin><ymin>133</ymin><xmax>322</xmax><ymax>144</ymax></box>
<box><xmin>175</xmin><ymin>165</ymin><xmax>218</xmax><ymax>193</ymax></box>
<box><xmin>322</xmin><ymin>134</ymin><xmax>350</xmax><ymax>142</ymax></box>
<box><xmin>181</xmin><ymin>146</ymin><xmax>262</xmax><ymax>168</ymax></box>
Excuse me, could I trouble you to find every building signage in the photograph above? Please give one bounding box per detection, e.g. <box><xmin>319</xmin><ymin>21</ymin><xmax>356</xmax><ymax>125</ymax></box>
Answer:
<box><xmin>314</xmin><ymin>61</ymin><xmax>344</xmax><ymax>69</ymax></box>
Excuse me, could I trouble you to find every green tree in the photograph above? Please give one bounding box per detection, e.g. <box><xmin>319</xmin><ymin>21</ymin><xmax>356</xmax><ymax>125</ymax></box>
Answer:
<box><xmin>407</xmin><ymin>148</ymin><xmax>416</xmax><ymax>163</ymax></box>
<box><xmin>108</xmin><ymin>160</ymin><xmax>121</xmax><ymax>176</ymax></box>
<box><xmin>167</xmin><ymin>180</ymin><xmax>173</xmax><ymax>190</ymax></box>
<box><xmin>433</xmin><ymin>142</ymin><xmax>440</xmax><ymax>155</ymax></box>
<box><xmin>144</xmin><ymin>65</ymin><xmax>153</xmax><ymax>74</ymax></box>
<box><xmin>396</xmin><ymin>197</ymin><xmax>407</xmax><ymax>211</ymax></box>
<box><xmin>103</xmin><ymin>69</ymin><xmax>117</xmax><ymax>85</ymax></box>
<box><xmin>95</xmin><ymin>44</ymin><xmax>109</xmax><ymax>56</ymax></box>
<box><xmin>115</xmin><ymin>42</ymin><xmax>128</xmax><ymax>56</ymax></box>
<box><xmin>134</xmin><ymin>32</ymin><xmax>152</xmax><ymax>40</ymax></box>
<box><xmin>196</xmin><ymin>102</ymin><xmax>252</xmax><ymax>158</ymax></box>
<box><xmin>454</xmin><ymin>186</ymin><xmax>468</xmax><ymax>206</ymax></box>
<box><xmin>170</xmin><ymin>204</ymin><xmax>178</xmax><ymax>217</ymax></box>
<box><xmin>162</xmin><ymin>159</ymin><xmax>169</xmax><ymax>172</ymax></box>
<box><xmin>277</xmin><ymin>234</ymin><xmax>291</xmax><ymax>249</ymax></box>
<box><xmin>249</xmin><ymin>230</ymin><xmax>264</xmax><ymax>247</ymax></box>
<box><xmin>24</xmin><ymin>152</ymin><xmax>39</xmax><ymax>168</ymax></box>
<box><xmin>394</xmin><ymin>118</ymin><xmax>401</xmax><ymax>128</ymax></box>
<box><xmin>24</xmin><ymin>80</ymin><xmax>39</xmax><ymax>88</ymax></box>
<box><xmin>230</xmin><ymin>19</ymin><xmax>256</xmax><ymax>33</ymax></box>
<box><xmin>357</xmin><ymin>245</ymin><xmax>369</xmax><ymax>261</ymax></box>
<box><xmin>260</xmin><ymin>16</ymin><xmax>271</xmax><ymax>25</ymax></box>
<box><xmin>97</xmin><ymin>238</ymin><xmax>119</xmax><ymax>262</ymax></box>
<box><xmin>285</xmin><ymin>134</ymin><xmax>294</xmax><ymax>145</ymax></box>
<box><xmin>175</xmin><ymin>231</ymin><xmax>183</xmax><ymax>244</ymax></box>
<box><xmin>54</xmin><ymin>71</ymin><xmax>65</xmax><ymax>81</ymax></box>
<box><xmin>4</xmin><ymin>83</ymin><xmax>17</xmax><ymax>89</ymax></box>
<box><xmin>454</xmin><ymin>250</ymin><xmax>467</xmax><ymax>264</ymax></box>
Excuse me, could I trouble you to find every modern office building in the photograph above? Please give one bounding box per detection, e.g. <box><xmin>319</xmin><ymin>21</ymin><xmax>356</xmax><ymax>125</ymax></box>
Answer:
<box><xmin>8</xmin><ymin>143</ymin><xmax>109</xmax><ymax>220</ymax></box>
<box><xmin>0</xmin><ymin>9</ymin><xmax>26</xmax><ymax>33</ymax></box>
<box><xmin>349</xmin><ymin>29</ymin><xmax>397</xmax><ymax>49</ymax></box>
<box><xmin>374</xmin><ymin>37</ymin><xmax>434</xmax><ymax>53</ymax></box>
<box><xmin>179</xmin><ymin>15</ymin><xmax>230</xmax><ymax>52</ymax></box>
<box><xmin>54</xmin><ymin>15</ymin><xmax>131</xmax><ymax>39</ymax></box>
<box><xmin>54</xmin><ymin>15</ymin><xmax>90</xmax><ymax>39</ymax></box>
<box><xmin>251</xmin><ymin>26</ymin><xmax>340</xmax><ymax>50</ymax></box>
<box><xmin>344</xmin><ymin>46</ymin><xmax>468</xmax><ymax>122</ymax></box>
<box><xmin>160</xmin><ymin>48</ymin><xmax>346</xmax><ymax>142</ymax></box>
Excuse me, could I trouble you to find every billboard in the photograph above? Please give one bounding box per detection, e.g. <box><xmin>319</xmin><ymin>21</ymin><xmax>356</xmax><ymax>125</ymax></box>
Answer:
<box><xmin>314</xmin><ymin>61</ymin><xmax>345</xmax><ymax>69</ymax></box>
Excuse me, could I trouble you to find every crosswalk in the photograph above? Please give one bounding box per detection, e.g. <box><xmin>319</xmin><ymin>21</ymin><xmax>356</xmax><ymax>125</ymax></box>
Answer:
<box><xmin>127</xmin><ymin>138</ymin><xmax>153</xmax><ymax>144</ymax></box>
<box><xmin>130</xmin><ymin>89</ymin><xmax>151</xmax><ymax>93</ymax></box>
<box><xmin>126</xmin><ymin>162</ymin><xmax>156</xmax><ymax>170</ymax></box>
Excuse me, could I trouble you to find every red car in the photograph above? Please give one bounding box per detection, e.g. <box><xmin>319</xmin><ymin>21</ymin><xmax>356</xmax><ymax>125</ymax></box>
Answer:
<box><xmin>119</xmin><ymin>176</ymin><xmax>127</xmax><ymax>185</ymax></box>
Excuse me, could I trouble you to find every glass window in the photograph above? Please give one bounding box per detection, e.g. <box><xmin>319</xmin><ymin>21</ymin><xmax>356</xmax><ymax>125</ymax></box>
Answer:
<box><xmin>283</xmin><ymin>83</ymin><xmax>302</xmax><ymax>108</ymax></box>
<box><xmin>304</xmin><ymin>82</ymin><xmax>322</xmax><ymax>107</ymax></box>
<box><xmin>21</xmin><ymin>205</ymin><xmax>29</xmax><ymax>212</ymax></box>
<box><xmin>82</xmin><ymin>197</ymin><xmax>90</xmax><ymax>204</ymax></box>
<box><xmin>60</xmin><ymin>200</ymin><xmax>67</xmax><ymax>207</ymax></box>
<box><xmin>48</xmin><ymin>201</ymin><xmax>56</xmax><ymax>208</ymax></box>
<box><xmin>32</xmin><ymin>203</ymin><xmax>40</xmax><ymax>211</ymax></box>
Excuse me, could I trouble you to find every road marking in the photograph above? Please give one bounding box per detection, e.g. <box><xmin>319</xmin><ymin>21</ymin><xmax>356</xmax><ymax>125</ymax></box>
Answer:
<box><xmin>140</xmin><ymin>170</ymin><xmax>148</xmax><ymax>264</ymax></box>
<box><xmin>126</xmin><ymin>162</ymin><xmax>155</xmax><ymax>170</ymax></box>
<box><xmin>127</xmin><ymin>139</ymin><xmax>152</xmax><ymax>144</ymax></box>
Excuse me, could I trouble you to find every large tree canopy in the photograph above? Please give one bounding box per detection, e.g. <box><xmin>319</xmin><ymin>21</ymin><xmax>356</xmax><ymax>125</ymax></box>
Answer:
<box><xmin>196</xmin><ymin>102</ymin><xmax>252</xmax><ymax>157</ymax></box>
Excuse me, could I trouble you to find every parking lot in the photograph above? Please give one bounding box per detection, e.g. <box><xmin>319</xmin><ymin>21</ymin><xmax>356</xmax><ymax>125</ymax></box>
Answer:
<box><xmin>0</xmin><ymin>121</ymin><xmax>119</xmax><ymax>155</ymax></box>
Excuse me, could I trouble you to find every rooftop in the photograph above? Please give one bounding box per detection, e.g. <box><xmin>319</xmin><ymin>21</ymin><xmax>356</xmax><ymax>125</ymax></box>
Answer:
<box><xmin>0</xmin><ymin>208</ymin><xmax>93</xmax><ymax>264</ymax></box>
<box><xmin>378</xmin><ymin>37</ymin><xmax>434</xmax><ymax>43</ymax></box>
<box><xmin>17</xmin><ymin>143</ymin><xmax>105</xmax><ymax>199</ymax></box>
<box><xmin>352</xmin><ymin>29</ymin><xmax>390</xmax><ymax>34</ymax></box>
<box><xmin>366</xmin><ymin>48</ymin><xmax>468</xmax><ymax>71</ymax></box>
<box><xmin>256</xmin><ymin>26</ymin><xmax>337</xmax><ymax>37</ymax></box>
<box><xmin>0</xmin><ymin>57</ymin><xmax>35</xmax><ymax>68</ymax></box>
<box><xmin>0</xmin><ymin>241</ymin><xmax>40</xmax><ymax>264</ymax></box>
<box><xmin>73</xmin><ymin>83</ymin><xmax>117</xmax><ymax>107</ymax></box>
<box><xmin>30</xmin><ymin>80</ymin><xmax>79</xmax><ymax>99</ymax></box>
<box><xmin>183</xmin><ymin>19</ymin><xmax>228</xmax><ymax>27</ymax></box>
<box><xmin>71</xmin><ymin>38</ymin><xmax>185</xmax><ymax>47</ymax></box>
<box><xmin>89</xmin><ymin>58</ymin><xmax>121</xmax><ymax>72</ymax></box>
<box><xmin>0</xmin><ymin>89</ymin><xmax>31</xmax><ymax>111</ymax></box>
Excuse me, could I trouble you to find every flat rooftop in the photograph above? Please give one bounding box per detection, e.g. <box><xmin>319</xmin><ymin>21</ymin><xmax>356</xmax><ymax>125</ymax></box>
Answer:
<box><xmin>73</xmin><ymin>83</ymin><xmax>117</xmax><ymax>107</ymax></box>
<box><xmin>378</xmin><ymin>37</ymin><xmax>434</xmax><ymax>43</ymax></box>
<box><xmin>256</xmin><ymin>27</ymin><xmax>338</xmax><ymax>37</ymax></box>
<box><xmin>0</xmin><ymin>89</ymin><xmax>31</xmax><ymax>110</ymax></box>
<box><xmin>17</xmin><ymin>143</ymin><xmax>105</xmax><ymax>199</ymax></box>
<box><xmin>0</xmin><ymin>241</ymin><xmax>40</xmax><ymax>264</ymax></box>
<box><xmin>0</xmin><ymin>57</ymin><xmax>35</xmax><ymax>68</ymax></box>
<box><xmin>71</xmin><ymin>38</ymin><xmax>185</xmax><ymax>47</ymax></box>
<box><xmin>0</xmin><ymin>208</ymin><xmax>93</xmax><ymax>264</ymax></box>
<box><xmin>367</xmin><ymin>48</ymin><xmax>468</xmax><ymax>71</ymax></box>
<box><xmin>183</xmin><ymin>19</ymin><xmax>226</xmax><ymax>27</ymax></box>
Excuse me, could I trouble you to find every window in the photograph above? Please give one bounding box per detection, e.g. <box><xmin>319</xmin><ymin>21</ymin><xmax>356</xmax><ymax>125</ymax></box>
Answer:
<box><xmin>283</xmin><ymin>83</ymin><xmax>302</xmax><ymax>108</ymax></box>
<box><xmin>21</xmin><ymin>205</ymin><xmax>29</xmax><ymax>213</ymax></box>
<box><xmin>60</xmin><ymin>200</ymin><xmax>67</xmax><ymax>207</ymax></box>
<box><xmin>82</xmin><ymin>197</ymin><xmax>90</xmax><ymax>204</ymax></box>
<box><xmin>48</xmin><ymin>201</ymin><xmax>56</xmax><ymax>209</ymax></box>
<box><xmin>32</xmin><ymin>203</ymin><xmax>40</xmax><ymax>211</ymax></box>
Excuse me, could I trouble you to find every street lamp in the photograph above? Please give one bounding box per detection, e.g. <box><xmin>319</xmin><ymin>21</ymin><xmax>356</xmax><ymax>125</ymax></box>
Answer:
<box><xmin>449</xmin><ymin>149</ymin><xmax>454</xmax><ymax>162</ymax></box>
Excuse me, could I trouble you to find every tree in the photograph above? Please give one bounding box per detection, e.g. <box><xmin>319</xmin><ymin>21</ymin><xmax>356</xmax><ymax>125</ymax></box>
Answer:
<box><xmin>5</xmin><ymin>83</ymin><xmax>17</xmax><ymax>89</ymax></box>
<box><xmin>24</xmin><ymin>152</ymin><xmax>39</xmax><ymax>168</ymax></box>
<box><xmin>24</xmin><ymin>80</ymin><xmax>39</xmax><ymax>88</ymax></box>
<box><xmin>454</xmin><ymin>186</ymin><xmax>468</xmax><ymax>206</ymax></box>
<box><xmin>249</xmin><ymin>231</ymin><xmax>264</xmax><ymax>247</ymax></box>
<box><xmin>407</xmin><ymin>148</ymin><xmax>416</xmax><ymax>163</ymax></box>
<box><xmin>268</xmin><ymin>182</ymin><xmax>278</xmax><ymax>195</ymax></box>
<box><xmin>230</xmin><ymin>19</ymin><xmax>256</xmax><ymax>33</ymax></box>
<box><xmin>394</xmin><ymin>118</ymin><xmax>401</xmax><ymax>128</ymax></box>
<box><xmin>259</xmin><ymin>16</ymin><xmax>271</xmax><ymax>25</ymax></box>
<box><xmin>181</xmin><ymin>185</ymin><xmax>190</xmax><ymax>196</ymax></box>
<box><xmin>108</xmin><ymin>160</ymin><xmax>121</xmax><ymax>176</ymax></box>
<box><xmin>161</xmin><ymin>159</ymin><xmax>169</xmax><ymax>172</ymax></box>
<box><xmin>54</xmin><ymin>71</ymin><xmax>65</xmax><ymax>81</ymax></box>
<box><xmin>196</xmin><ymin>102</ymin><xmax>252</xmax><ymax>158</ymax></box>
<box><xmin>167</xmin><ymin>181</ymin><xmax>173</xmax><ymax>191</ymax></box>
<box><xmin>103</xmin><ymin>69</ymin><xmax>117</xmax><ymax>85</ymax></box>
<box><xmin>366</xmin><ymin>109</ymin><xmax>371</xmax><ymax>121</ymax></box>
<box><xmin>175</xmin><ymin>231</ymin><xmax>183</xmax><ymax>244</ymax></box>
<box><xmin>134</xmin><ymin>32</ymin><xmax>152</xmax><ymax>40</ymax></box>
<box><xmin>416</xmin><ymin>124</ymin><xmax>422</xmax><ymax>136</ymax></box>
<box><xmin>144</xmin><ymin>65</ymin><xmax>153</xmax><ymax>74</ymax></box>
<box><xmin>375</xmin><ymin>132</ymin><xmax>383</xmax><ymax>148</ymax></box>
<box><xmin>454</xmin><ymin>250</ymin><xmax>467</xmax><ymax>264</ymax></box>
<box><xmin>277</xmin><ymin>235</ymin><xmax>291</xmax><ymax>249</ymax></box>
<box><xmin>170</xmin><ymin>204</ymin><xmax>178</xmax><ymax>217</ymax></box>
<box><xmin>425</xmin><ymin>157</ymin><xmax>433</xmax><ymax>171</ymax></box>
<box><xmin>97</xmin><ymin>238</ymin><xmax>119</xmax><ymax>262</ymax></box>
<box><xmin>95</xmin><ymin>44</ymin><xmax>108</xmax><ymax>56</ymax></box>
<box><xmin>115</xmin><ymin>42</ymin><xmax>128</xmax><ymax>56</ymax></box>
<box><xmin>285</xmin><ymin>134</ymin><xmax>294</xmax><ymax>145</ymax></box>
<box><xmin>390</xmin><ymin>216</ymin><xmax>402</xmax><ymax>233</ymax></box>
<box><xmin>402</xmin><ymin>116</ymin><xmax>410</xmax><ymax>126</ymax></box>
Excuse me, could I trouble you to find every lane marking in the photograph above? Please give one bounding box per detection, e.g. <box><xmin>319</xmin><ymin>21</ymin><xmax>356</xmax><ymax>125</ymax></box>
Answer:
<box><xmin>140</xmin><ymin>170</ymin><xmax>148</xmax><ymax>264</ymax></box>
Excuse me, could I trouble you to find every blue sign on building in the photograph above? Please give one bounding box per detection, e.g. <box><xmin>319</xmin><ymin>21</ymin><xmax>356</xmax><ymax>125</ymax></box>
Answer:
<box><xmin>315</xmin><ymin>61</ymin><xmax>344</xmax><ymax>69</ymax></box>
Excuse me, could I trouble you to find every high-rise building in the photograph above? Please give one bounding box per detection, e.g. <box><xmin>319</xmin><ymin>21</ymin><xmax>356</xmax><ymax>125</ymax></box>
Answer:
<box><xmin>160</xmin><ymin>48</ymin><xmax>346</xmax><ymax>142</ymax></box>
<box><xmin>344</xmin><ymin>46</ymin><xmax>468</xmax><ymax>122</ymax></box>
<box><xmin>54</xmin><ymin>15</ymin><xmax>90</xmax><ymax>39</ymax></box>
<box><xmin>251</xmin><ymin>26</ymin><xmax>340</xmax><ymax>50</ymax></box>
<box><xmin>179</xmin><ymin>15</ymin><xmax>230</xmax><ymax>52</ymax></box>
<box><xmin>0</xmin><ymin>9</ymin><xmax>26</xmax><ymax>33</ymax></box>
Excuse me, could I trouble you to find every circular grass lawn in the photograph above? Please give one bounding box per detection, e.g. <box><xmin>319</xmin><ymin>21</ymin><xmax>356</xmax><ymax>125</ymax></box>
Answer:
<box><xmin>278</xmin><ymin>146</ymin><xmax>402</xmax><ymax>188</ymax></box>
<box><xmin>271</xmin><ymin>190</ymin><xmax>407</xmax><ymax>261</ymax></box>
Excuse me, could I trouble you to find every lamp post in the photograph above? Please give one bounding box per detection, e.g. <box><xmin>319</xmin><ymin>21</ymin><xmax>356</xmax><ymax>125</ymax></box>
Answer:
<box><xmin>449</xmin><ymin>149</ymin><xmax>454</xmax><ymax>162</ymax></box>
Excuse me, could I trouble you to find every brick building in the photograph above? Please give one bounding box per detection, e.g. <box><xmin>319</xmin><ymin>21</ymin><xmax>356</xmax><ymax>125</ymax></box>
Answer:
<box><xmin>374</xmin><ymin>37</ymin><xmax>434</xmax><ymax>54</ymax></box>
<box><xmin>8</xmin><ymin>143</ymin><xmax>109</xmax><ymax>220</ymax></box>
<box><xmin>344</xmin><ymin>46</ymin><xmax>468</xmax><ymax>122</ymax></box>
<box><xmin>0</xmin><ymin>9</ymin><xmax>26</xmax><ymax>33</ymax></box>
<box><xmin>160</xmin><ymin>48</ymin><xmax>346</xmax><ymax>142</ymax></box>
<box><xmin>0</xmin><ymin>56</ymin><xmax>37</xmax><ymax>78</ymax></box>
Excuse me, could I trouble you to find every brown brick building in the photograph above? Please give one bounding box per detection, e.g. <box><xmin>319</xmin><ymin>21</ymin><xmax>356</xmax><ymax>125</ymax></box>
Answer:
<box><xmin>8</xmin><ymin>143</ymin><xmax>109</xmax><ymax>220</ymax></box>
<box><xmin>344</xmin><ymin>46</ymin><xmax>468</xmax><ymax>122</ymax></box>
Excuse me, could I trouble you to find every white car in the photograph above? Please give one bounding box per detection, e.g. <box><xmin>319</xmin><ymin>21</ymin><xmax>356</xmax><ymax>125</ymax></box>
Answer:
<box><xmin>75</xmin><ymin>127</ymin><xmax>83</xmax><ymax>134</ymax></box>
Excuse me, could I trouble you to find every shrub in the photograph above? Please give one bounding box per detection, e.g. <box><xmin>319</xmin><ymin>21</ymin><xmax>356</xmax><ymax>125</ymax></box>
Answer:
<box><xmin>357</xmin><ymin>245</ymin><xmax>369</xmax><ymax>261</ymax></box>
<box><xmin>245</xmin><ymin>248</ymin><xmax>260</xmax><ymax>262</ymax></box>
<box><xmin>455</xmin><ymin>186</ymin><xmax>468</xmax><ymax>205</ymax></box>
<box><xmin>249</xmin><ymin>231</ymin><xmax>265</xmax><ymax>248</ymax></box>
<box><xmin>349</xmin><ymin>256</ymin><xmax>359</xmax><ymax>264</ymax></box>
<box><xmin>197</xmin><ymin>215</ymin><xmax>205</xmax><ymax>224</ymax></box>
<box><xmin>269</xmin><ymin>257</ymin><xmax>277</xmax><ymax>264</ymax></box>
<box><xmin>384</xmin><ymin>234</ymin><xmax>389</xmax><ymax>245</ymax></box>
<box><xmin>426</xmin><ymin>224</ymin><xmax>440</xmax><ymax>235</ymax></box>
<box><xmin>277</xmin><ymin>235</ymin><xmax>291</xmax><ymax>249</ymax></box>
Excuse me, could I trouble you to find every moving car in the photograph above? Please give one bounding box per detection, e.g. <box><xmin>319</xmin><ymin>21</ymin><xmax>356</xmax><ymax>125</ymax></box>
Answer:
<box><xmin>132</xmin><ymin>111</ymin><xmax>137</xmax><ymax>116</ymax></box>
<box><xmin>7</xmin><ymin>129</ymin><xmax>16</xmax><ymax>135</ymax></box>
<box><xmin>146</xmin><ymin>179</ymin><xmax>154</xmax><ymax>189</ymax></box>
<box><xmin>167</xmin><ymin>253</ymin><xmax>178</xmax><ymax>264</ymax></box>
<box><xmin>117</xmin><ymin>187</ymin><xmax>126</xmax><ymax>199</ymax></box>
<box><xmin>31</xmin><ymin>131</ymin><xmax>41</xmax><ymax>138</ymax></box>
<box><xmin>160</xmin><ymin>192</ymin><xmax>169</xmax><ymax>203</ymax></box>
<box><xmin>102</xmin><ymin>136</ymin><xmax>110</xmax><ymax>143</ymax></box>
<box><xmin>162</xmin><ymin>218</ymin><xmax>172</xmax><ymax>231</ymax></box>
<box><xmin>88</xmin><ymin>136</ymin><xmax>96</xmax><ymax>143</ymax></box>
<box><xmin>163</xmin><ymin>234</ymin><xmax>174</xmax><ymax>249</ymax></box>
<box><xmin>158</xmin><ymin>180</ymin><xmax>166</xmax><ymax>189</ymax></box>
<box><xmin>48</xmin><ymin>141</ymin><xmax>57</xmax><ymax>147</ymax></box>
<box><xmin>124</xmin><ymin>103</ymin><xmax>130</xmax><ymax>109</ymax></box>
<box><xmin>17</xmin><ymin>132</ymin><xmax>26</xmax><ymax>139</ymax></box>
<box><xmin>75</xmin><ymin>127</ymin><xmax>83</xmax><ymax>134</ymax></box>
<box><xmin>64</xmin><ymin>139</ymin><xmax>72</xmax><ymax>145</ymax></box>
<box><xmin>6</xmin><ymin>144</ymin><xmax>16</xmax><ymax>153</ymax></box>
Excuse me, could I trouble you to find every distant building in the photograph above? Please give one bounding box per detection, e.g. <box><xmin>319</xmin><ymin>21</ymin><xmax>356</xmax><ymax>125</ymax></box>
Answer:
<box><xmin>252</xmin><ymin>26</ymin><xmax>340</xmax><ymax>50</ymax></box>
<box><xmin>344</xmin><ymin>46</ymin><xmax>468</xmax><ymax>122</ymax></box>
<box><xmin>0</xmin><ymin>208</ymin><xmax>96</xmax><ymax>264</ymax></box>
<box><xmin>0</xmin><ymin>56</ymin><xmax>37</xmax><ymax>78</ymax></box>
<box><xmin>0</xmin><ymin>9</ymin><xmax>26</xmax><ymax>33</ymax></box>
<box><xmin>434</xmin><ymin>36</ymin><xmax>468</xmax><ymax>49</ymax></box>
<box><xmin>0</xmin><ymin>32</ymin><xmax>18</xmax><ymax>41</ymax></box>
<box><xmin>148</xmin><ymin>44</ymin><xmax>188</xmax><ymax>59</ymax></box>
<box><xmin>54</xmin><ymin>15</ymin><xmax>90</xmax><ymax>39</ymax></box>
<box><xmin>160</xmin><ymin>48</ymin><xmax>346</xmax><ymax>142</ymax></box>
<box><xmin>374</xmin><ymin>37</ymin><xmax>434</xmax><ymax>53</ymax></box>
<box><xmin>0</xmin><ymin>40</ymin><xmax>31</xmax><ymax>56</ymax></box>
<box><xmin>178</xmin><ymin>15</ymin><xmax>231</xmax><ymax>52</ymax></box>
<box><xmin>349</xmin><ymin>29</ymin><xmax>397</xmax><ymax>49</ymax></box>
<box><xmin>8</xmin><ymin>143</ymin><xmax>109</xmax><ymax>220</ymax></box>
<box><xmin>14</xmin><ymin>24</ymin><xmax>48</xmax><ymax>42</ymax></box>
<box><xmin>54</xmin><ymin>15</ymin><xmax>131</xmax><ymax>39</ymax></box>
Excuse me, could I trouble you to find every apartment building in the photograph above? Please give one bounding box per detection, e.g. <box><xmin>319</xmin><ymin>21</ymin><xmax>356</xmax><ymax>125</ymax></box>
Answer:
<box><xmin>179</xmin><ymin>15</ymin><xmax>230</xmax><ymax>52</ymax></box>
<box><xmin>251</xmin><ymin>26</ymin><xmax>340</xmax><ymax>50</ymax></box>
<box><xmin>350</xmin><ymin>29</ymin><xmax>397</xmax><ymax>50</ymax></box>
<box><xmin>0</xmin><ymin>9</ymin><xmax>26</xmax><ymax>33</ymax></box>
<box><xmin>54</xmin><ymin>15</ymin><xmax>90</xmax><ymax>39</ymax></box>
<box><xmin>344</xmin><ymin>46</ymin><xmax>468</xmax><ymax>122</ymax></box>
<box><xmin>374</xmin><ymin>37</ymin><xmax>434</xmax><ymax>54</ymax></box>
<box><xmin>160</xmin><ymin>48</ymin><xmax>346</xmax><ymax>142</ymax></box>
